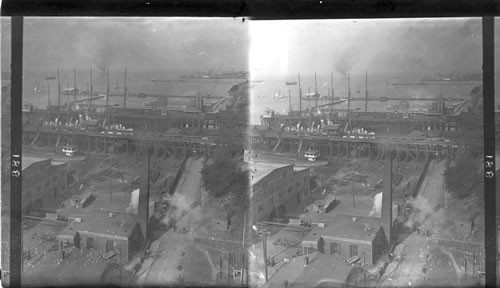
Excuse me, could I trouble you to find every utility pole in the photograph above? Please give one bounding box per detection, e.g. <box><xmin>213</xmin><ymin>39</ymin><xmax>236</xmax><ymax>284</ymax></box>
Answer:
<box><xmin>242</xmin><ymin>211</ymin><xmax>246</xmax><ymax>248</ymax></box>
<box><xmin>109</xmin><ymin>177</ymin><xmax>112</xmax><ymax>203</ymax></box>
<box><xmin>298</xmin><ymin>73</ymin><xmax>302</xmax><ymax>114</ymax></box>
<box><xmin>123</xmin><ymin>67</ymin><xmax>127</xmax><ymax>108</ymax></box>
<box><xmin>227</xmin><ymin>250</ymin><xmax>231</xmax><ymax>286</ymax></box>
<box><xmin>57</xmin><ymin>68</ymin><xmax>61</xmax><ymax>107</ymax></box>
<box><xmin>263</xmin><ymin>233</ymin><xmax>268</xmax><ymax>282</ymax></box>
<box><xmin>219</xmin><ymin>255</ymin><xmax>223</xmax><ymax>280</ymax></box>
<box><xmin>241</xmin><ymin>250</ymin><xmax>246</xmax><ymax>285</ymax></box>
<box><xmin>363</xmin><ymin>249</ymin><xmax>366</xmax><ymax>285</ymax></box>
<box><xmin>365</xmin><ymin>71</ymin><xmax>368</xmax><ymax>113</ymax></box>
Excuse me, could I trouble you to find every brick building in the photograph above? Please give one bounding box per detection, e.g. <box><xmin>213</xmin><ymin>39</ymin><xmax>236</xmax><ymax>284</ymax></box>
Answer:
<box><xmin>57</xmin><ymin>213</ymin><xmax>145</xmax><ymax>264</ymax></box>
<box><xmin>301</xmin><ymin>215</ymin><xmax>389</xmax><ymax>266</ymax></box>
<box><xmin>22</xmin><ymin>157</ymin><xmax>70</xmax><ymax>216</ymax></box>
<box><xmin>250</xmin><ymin>162</ymin><xmax>310</xmax><ymax>222</ymax></box>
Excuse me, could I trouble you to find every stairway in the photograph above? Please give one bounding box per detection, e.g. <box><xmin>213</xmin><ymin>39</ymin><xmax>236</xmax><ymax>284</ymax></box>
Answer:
<box><xmin>272</xmin><ymin>137</ymin><xmax>282</xmax><ymax>152</ymax></box>
<box><xmin>31</xmin><ymin>132</ymin><xmax>40</xmax><ymax>146</ymax></box>
<box><xmin>297</xmin><ymin>139</ymin><xmax>303</xmax><ymax>153</ymax></box>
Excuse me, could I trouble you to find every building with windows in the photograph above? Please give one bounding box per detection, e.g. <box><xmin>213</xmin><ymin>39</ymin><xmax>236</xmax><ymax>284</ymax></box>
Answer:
<box><xmin>56</xmin><ymin>154</ymin><xmax>153</xmax><ymax>264</ymax></box>
<box><xmin>57</xmin><ymin>212</ymin><xmax>145</xmax><ymax>264</ymax></box>
<box><xmin>22</xmin><ymin>157</ymin><xmax>70</xmax><ymax>216</ymax></box>
<box><xmin>301</xmin><ymin>215</ymin><xmax>389</xmax><ymax>266</ymax></box>
<box><xmin>250</xmin><ymin>161</ymin><xmax>311</xmax><ymax>222</ymax></box>
<box><xmin>299</xmin><ymin>150</ymin><xmax>395</xmax><ymax>273</ymax></box>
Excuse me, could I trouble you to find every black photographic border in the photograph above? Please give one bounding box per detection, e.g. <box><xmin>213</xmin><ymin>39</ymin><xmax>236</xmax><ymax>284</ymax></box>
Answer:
<box><xmin>2</xmin><ymin>1</ymin><xmax>499</xmax><ymax>287</ymax></box>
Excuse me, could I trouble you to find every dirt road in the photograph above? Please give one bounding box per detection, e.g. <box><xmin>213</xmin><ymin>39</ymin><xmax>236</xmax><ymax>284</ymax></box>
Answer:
<box><xmin>141</xmin><ymin>157</ymin><xmax>213</xmax><ymax>286</ymax></box>
<box><xmin>419</xmin><ymin>160</ymin><xmax>446</xmax><ymax>209</ymax></box>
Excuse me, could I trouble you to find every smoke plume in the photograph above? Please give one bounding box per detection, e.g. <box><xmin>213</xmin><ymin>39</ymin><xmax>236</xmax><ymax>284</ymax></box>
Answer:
<box><xmin>126</xmin><ymin>188</ymin><xmax>140</xmax><ymax>214</ymax></box>
<box><xmin>369</xmin><ymin>192</ymin><xmax>383</xmax><ymax>217</ymax></box>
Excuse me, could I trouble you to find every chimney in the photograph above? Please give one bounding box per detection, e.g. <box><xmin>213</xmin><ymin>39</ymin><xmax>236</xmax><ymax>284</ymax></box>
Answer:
<box><xmin>382</xmin><ymin>150</ymin><xmax>393</xmax><ymax>244</ymax></box>
<box><xmin>138</xmin><ymin>148</ymin><xmax>151</xmax><ymax>242</ymax></box>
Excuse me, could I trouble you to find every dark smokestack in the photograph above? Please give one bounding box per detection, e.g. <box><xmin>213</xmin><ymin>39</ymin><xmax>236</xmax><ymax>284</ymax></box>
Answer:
<box><xmin>139</xmin><ymin>148</ymin><xmax>151</xmax><ymax>242</ymax></box>
<box><xmin>382</xmin><ymin>150</ymin><xmax>393</xmax><ymax>244</ymax></box>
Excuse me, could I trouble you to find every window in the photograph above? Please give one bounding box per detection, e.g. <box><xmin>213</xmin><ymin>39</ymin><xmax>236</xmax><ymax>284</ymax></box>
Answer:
<box><xmin>86</xmin><ymin>237</ymin><xmax>96</xmax><ymax>250</ymax></box>
<box><xmin>350</xmin><ymin>245</ymin><xmax>358</xmax><ymax>257</ymax></box>
<box><xmin>330</xmin><ymin>242</ymin><xmax>340</xmax><ymax>255</ymax></box>
<box><xmin>105</xmin><ymin>240</ymin><xmax>114</xmax><ymax>253</ymax></box>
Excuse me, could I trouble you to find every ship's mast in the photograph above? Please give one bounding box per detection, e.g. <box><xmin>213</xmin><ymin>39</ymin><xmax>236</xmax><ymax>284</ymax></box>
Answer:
<box><xmin>365</xmin><ymin>71</ymin><xmax>368</xmax><ymax>113</ymax></box>
<box><xmin>330</xmin><ymin>71</ymin><xmax>334</xmax><ymax>115</ymax></box>
<box><xmin>86</xmin><ymin>82</ymin><xmax>89</xmax><ymax>112</ymax></box>
<box><xmin>57</xmin><ymin>68</ymin><xmax>61</xmax><ymax>107</ymax></box>
<box><xmin>47</xmin><ymin>79</ymin><xmax>50</xmax><ymax>107</ymax></box>
<box><xmin>123</xmin><ymin>67</ymin><xmax>127</xmax><ymax>108</ymax></box>
<box><xmin>90</xmin><ymin>66</ymin><xmax>93</xmax><ymax>112</ymax></box>
<box><xmin>73</xmin><ymin>68</ymin><xmax>77</xmax><ymax>105</ymax></box>
<box><xmin>314</xmin><ymin>72</ymin><xmax>318</xmax><ymax>111</ymax></box>
<box><xmin>347</xmin><ymin>71</ymin><xmax>351</xmax><ymax>131</ymax></box>
<box><xmin>298</xmin><ymin>73</ymin><xmax>302</xmax><ymax>114</ymax></box>
<box><xmin>106</xmin><ymin>67</ymin><xmax>110</xmax><ymax>125</ymax></box>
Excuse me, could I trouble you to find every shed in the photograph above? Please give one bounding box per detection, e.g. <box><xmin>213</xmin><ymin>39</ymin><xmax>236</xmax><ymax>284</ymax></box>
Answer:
<box><xmin>56</xmin><ymin>213</ymin><xmax>144</xmax><ymax>264</ymax></box>
<box><xmin>301</xmin><ymin>215</ymin><xmax>389</xmax><ymax>266</ymax></box>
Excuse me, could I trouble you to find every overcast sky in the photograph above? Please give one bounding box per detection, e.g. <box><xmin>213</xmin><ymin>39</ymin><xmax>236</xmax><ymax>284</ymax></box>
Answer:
<box><xmin>1</xmin><ymin>17</ymin><xmax>249</xmax><ymax>73</ymax></box>
<box><xmin>250</xmin><ymin>18</ymin><xmax>489</xmax><ymax>78</ymax></box>
<box><xmin>2</xmin><ymin>17</ymin><xmax>500</xmax><ymax>76</ymax></box>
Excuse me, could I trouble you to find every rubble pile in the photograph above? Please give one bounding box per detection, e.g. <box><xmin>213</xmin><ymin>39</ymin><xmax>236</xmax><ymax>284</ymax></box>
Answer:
<box><xmin>87</xmin><ymin>168</ymin><xmax>126</xmax><ymax>182</ymax></box>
